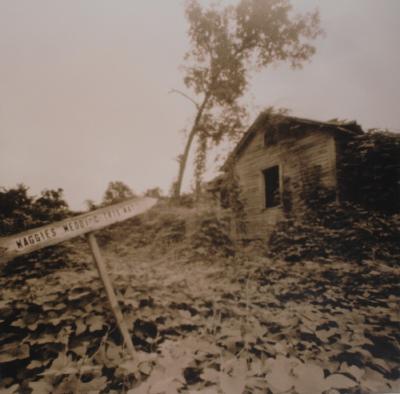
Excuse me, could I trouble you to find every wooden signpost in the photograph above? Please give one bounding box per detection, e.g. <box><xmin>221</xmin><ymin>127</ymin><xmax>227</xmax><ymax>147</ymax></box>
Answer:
<box><xmin>0</xmin><ymin>196</ymin><xmax>157</xmax><ymax>360</ymax></box>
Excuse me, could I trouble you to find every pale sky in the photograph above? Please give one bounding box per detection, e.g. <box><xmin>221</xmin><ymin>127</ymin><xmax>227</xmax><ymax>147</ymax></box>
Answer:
<box><xmin>0</xmin><ymin>0</ymin><xmax>399</xmax><ymax>210</ymax></box>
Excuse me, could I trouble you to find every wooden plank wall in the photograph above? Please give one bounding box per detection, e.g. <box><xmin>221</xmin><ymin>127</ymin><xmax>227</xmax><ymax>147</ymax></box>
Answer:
<box><xmin>233</xmin><ymin>128</ymin><xmax>337</xmax><ymax>239</ymax></box>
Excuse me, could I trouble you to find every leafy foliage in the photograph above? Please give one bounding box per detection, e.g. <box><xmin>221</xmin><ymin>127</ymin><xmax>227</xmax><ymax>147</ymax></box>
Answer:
<box><xmin>0</xmin><ymin>248</ymin><xmax>134</xmax><ymax>392</ymax></box>
<box><xmin>97</xmin><ymin>201</ymin><xmax>235</xmax><ymax>261</ymax></box>
<box><xmin>0</xmin><ymin>185</ymin><xmax>69</xmax><ymax>236</ymax></box>
<box><xmin>173</xmin><ymin>0</ymin><xmax>322</xmax><ymax>197</ymax></box>
<box><xmin>337</xmin><ymin>130</ymin><xmax>400</xmax><ymax>214</ymax></box>
<box><xmin>269</xmin><ymin>166</ymin><xmax>400</xmax><ymax>264</ymax></box>
<box><xmin>189</xmin><ymin>212</ymin><xmax>235</xmax><ymax>258</ymax></box>
<box><xmin>269</xmin><ymin>201</ymin><xmax>400</xmax><ymax>263</ymax></box>
<box><xmin>102</xmin><ymin>181</ymin><xmax>136</xmax><ymax>206</ymax></box>
<box><xmin>3</xmin><ymin>245</ymin><xmax>399</xmax><ymax>393</ymax></box>
<box><xmin>0</xmin><ymin>185</ymin><xmax>72</xmax><ymax>276</ymax></box>
<box><xmin>214</xmin><ymin>158</ymin><xmax>247</xmax><ymax>234</ymax></box>
<box><xmin>1</xmin><ymin>194</ymin><xmax>399</xmax><ymax>392</ymax></box>
<box><xmin>144</xmin><ymin>187</ymin><xmax>163</xmax><ymax>199</ymax></box>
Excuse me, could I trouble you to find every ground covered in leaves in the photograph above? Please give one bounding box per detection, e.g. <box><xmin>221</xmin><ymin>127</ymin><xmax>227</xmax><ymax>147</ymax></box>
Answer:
<box><xmin>0</xmin><ymin>231</ymin><xmax>399</xmax><ymax>394</ymax></box>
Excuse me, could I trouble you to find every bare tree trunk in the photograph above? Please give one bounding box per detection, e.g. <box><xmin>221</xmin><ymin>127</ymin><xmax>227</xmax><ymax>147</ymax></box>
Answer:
<box><xmin>173</xmin><ymin>94</ymin><xmax>209</xmax><ymax>199</ymax></box>
<box><xmin>174</xmin><ymin>126</ymin><xmax>198</xmax><ymax>199</ymax></box>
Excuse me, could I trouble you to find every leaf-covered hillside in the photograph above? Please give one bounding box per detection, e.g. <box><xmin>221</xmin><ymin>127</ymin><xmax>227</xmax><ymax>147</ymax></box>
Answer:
<box><xmin>0</xmin><ymin>202</ymin><xmax>399</xmax><ymax>393</ymax></box>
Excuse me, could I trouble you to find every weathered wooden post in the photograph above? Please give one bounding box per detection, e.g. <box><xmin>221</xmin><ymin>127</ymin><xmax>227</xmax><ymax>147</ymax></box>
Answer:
<box><xmin>0</xmin><ymin>197</ymin><xmax>157</xmax><ymax>360</ymax></box>
<box><xmin>86</xmin><ymin>232</ymin><xmax>137</xmax><ymax>359</ymax></box>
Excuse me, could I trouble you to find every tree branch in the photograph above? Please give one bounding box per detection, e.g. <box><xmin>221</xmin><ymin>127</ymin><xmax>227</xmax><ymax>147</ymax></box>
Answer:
<box><xmin>169</xmin><ymin>89</ymin><xmax>200</xmax><ymax>109</ymax></box>
<box><xmin>233</xmin><ymin>38</ymin><xmax>254</xmax><ymax>58</ymax></box>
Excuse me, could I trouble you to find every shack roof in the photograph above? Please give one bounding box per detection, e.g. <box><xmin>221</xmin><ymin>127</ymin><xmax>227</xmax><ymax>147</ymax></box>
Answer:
<box><xmin>222</xmin><ymin>112</ymin><xmax>364</xmax><ymax>169</ymax></box>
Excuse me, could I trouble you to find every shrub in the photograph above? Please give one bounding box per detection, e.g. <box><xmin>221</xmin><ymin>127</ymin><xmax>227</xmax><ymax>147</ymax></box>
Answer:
<box><xmin>189</xmin><ymin>213</ymin><xmax>235</xmax><ymax>259</ymax></box>
<box><xmin>102</xmin><ymin>181</ymin><xmax>135</xmax><ymax>206</ymax></box>
<box><xmin>337</xmin><ymin>130</ymin><xmax>400</xmax><ymax>214</ymax></box>
<box><xmin>0</xmin><ymin>185</ymin><xmax>72</xmax><ymax>274</ymax></box>
<box><xmin>0</xmin><ymin>185</ymin><xmax>70</xmax><ymax>236</ymax></box>
<box><xmin>269</xmin><ymin>201</ymin><xmax>400</xmax><ymax>264</ymax></box>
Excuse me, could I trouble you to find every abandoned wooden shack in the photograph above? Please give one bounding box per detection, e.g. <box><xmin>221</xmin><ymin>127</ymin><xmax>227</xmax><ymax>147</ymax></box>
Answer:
<box><xmin>210</xmin><ymin>111</ymin><xmax>379</xmax><ymax>240</ymax></box>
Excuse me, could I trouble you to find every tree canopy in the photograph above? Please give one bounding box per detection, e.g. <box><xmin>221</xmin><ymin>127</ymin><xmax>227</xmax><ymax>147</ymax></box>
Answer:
<box><xmin>173</xmin><ymin>0</ymin><xmax>322</xmax><ymax>198</ymax></box>
<box><xmin>0</xmin><ymin>185</ymin><xmax>69</xmax><ymax>236</ymax></box>
<box><xmin>102</xmin><ymin>181</ymin><xmax>136</xmax><ymax>206</ymax></box>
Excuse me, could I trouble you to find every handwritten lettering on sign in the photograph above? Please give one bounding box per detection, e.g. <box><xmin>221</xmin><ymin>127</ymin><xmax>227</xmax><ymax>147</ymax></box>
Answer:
<box><xmin>0</xmin><ymin>197</ymin><xmax>157</xmax><ymax>263</ymax></box>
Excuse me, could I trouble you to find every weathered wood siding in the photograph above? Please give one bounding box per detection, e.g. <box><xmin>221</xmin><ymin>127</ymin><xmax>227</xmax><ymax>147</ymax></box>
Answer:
<box><xmin>233</xmin><ymin>128</ymin><xmax>337</xmax><ymax>239</ymax></box>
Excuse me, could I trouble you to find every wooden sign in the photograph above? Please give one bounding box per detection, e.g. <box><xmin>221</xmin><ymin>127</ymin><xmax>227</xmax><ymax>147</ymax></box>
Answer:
<box><xmin>0</xmin><ymin>197</ymin><xmax>157</xmax><ymax>263</ymax></box>
<box><xmin>0</xmin><ymin>196</ymin><xmax>158</xmax><ymax>361</ymax></box>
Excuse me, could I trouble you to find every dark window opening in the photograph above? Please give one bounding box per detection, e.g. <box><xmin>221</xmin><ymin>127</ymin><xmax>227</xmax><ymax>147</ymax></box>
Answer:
<box><xmin>264</xmin><ymin>123</ymin><xmax>289</xmax><ymax>147</ymax></box>
<box><xmin>264</xmin><ymin>129</ymin><xmax>278</xmax><ymax>146</ymax></box>
<box><xmin>263</xmin><ymin>166</ymin><xmax>280</xmax><ymax>208</ymax></box>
